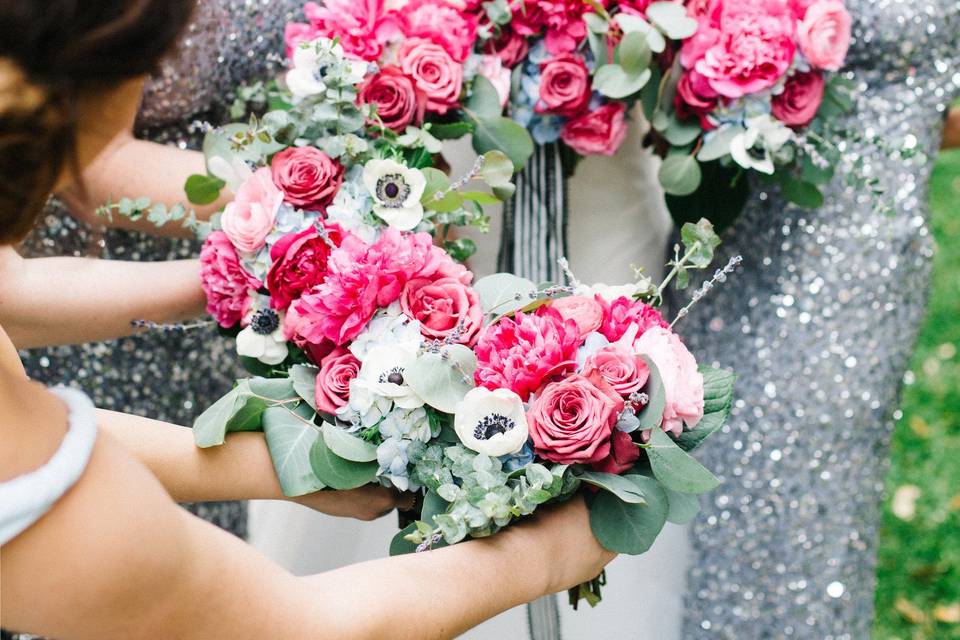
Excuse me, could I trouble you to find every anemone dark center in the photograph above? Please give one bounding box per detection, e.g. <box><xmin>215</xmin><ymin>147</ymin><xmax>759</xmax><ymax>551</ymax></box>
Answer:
<box><xmin>376</xmin><ymin>173</ymin><xmax>411</xmax><ymax>208</ymax></box>
<box><xmin>379</xmin><ymin>366</ymin><xmax>405</xmax><ymax>385</ymax></box>
<box><xmin>474</xmin><ymin>414</ymin><xmax>515</xmax><ymax>441</ymax></box>
<box><xmin>250</xmin><ymin>309</ymin><xmax>280</xmax><ymax>335</ymax></box>
<box><xmin>747</xmin><ymin>145</ymin><xmax>767</xmax><ymax>161</ymax></box>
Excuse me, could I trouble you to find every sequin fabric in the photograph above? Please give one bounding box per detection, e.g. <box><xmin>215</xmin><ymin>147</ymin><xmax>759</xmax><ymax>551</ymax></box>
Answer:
<box><xmin>17</xmin><ymin>0</ymin><xmax>303</xmax><ymax>538</ymax></box>
<box><xmin>668</xmin><ymin>1</ymin><xmax>960</xmax><ymax>638</ymax></box>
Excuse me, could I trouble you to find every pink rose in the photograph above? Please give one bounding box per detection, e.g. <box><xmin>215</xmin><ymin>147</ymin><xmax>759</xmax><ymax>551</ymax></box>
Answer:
<box><xmin>536</xmin><ymin>54</ymin><xmax>592</xmax><ymax>117</ymax></box>
<box><xmin>693</xmin><ymin>0</ymin><xmax>796</xmax><ymax>98</ymax></box>
<box><xmin>550</xmin><ymin>296</ymin><xmax>603</xmax><ymax>340</ymax></box>
<box><xmin>511</xmin><ymin>0</ymin><xmax>588</xmax><ymax>55</ymax></box>
<box><xmin>591</xmin><ymin>430</ymin><xmax>641</xmax><ymax>474</ymax></box>
<box><xmin>398</xmin><ymin>38</ymin><xmax>464</xmax><ymax>115</ymax></box>
<box><xmin>582</xmin><ymin>344</ymin><xmax>650</xmax><ymax>397</ymax></box>
<box><xmin>771</xmin><ymin>70</ymin><xmax>825</xmax><ymax>127</ymax></box>
<box><xmin>400</xmin><ymin>277</ymin><xmax>483</xmax><ymax>346</ymax></box>
<box><xmin>483</xmin><ymin>25</ymin><xmax>530</xmax><ymax>68</ymax></box>
<box><xmin>633</xmin><ymin>326</ymin><xmax>704</xmax><ymax>436</ymax></box>
<box><xmin>266</xmin><ymin>224</ymin><xmax>345</xmax><ymax>311</ymax></box>
<box><xmin>271</xmin><ymin>147</ymin><xmax>344</xmax><ymax>211</ymax></box>
<box><xmin>788</xmin><ymin>0</ymin><xmax>817</xmax><ymax>19</ymax></box>
<box><xmin>399</xmin><ymin>0</ymin><xmax>478</xmax><ymax>62</ymax></box>
<box><xmin>527</xmin><ymin>373</ymin><xmax>625</xmax><ymax>464</ymax></box>
<box><xmin>675</xmin><ymin>70</ymin><xmax>720</xmax><ymax>129</ymax></box>
<box><xmin>284</xmin><ymin>22</ymin><xmax>320</xmax><ymax>60</ymax></box>
<box><xmin>561</xmin><ymin>101</ymin><xmax>628</xmax><ymax>156</ymax></box>
<box><xmin>221</xmin><ymin>167</ymin><xmax>283</xmax><ymax>253</ymax></box>
<box><xmin>477</xmin><ymin>55</ymin><xmax>511</xmax><ymax>107</ymax></box>
<box><xmin>474</xmin><ymin>306</ymin><xmax>581</xmax><ymax>401</ymax></box>
<box><xmin>797</xmin><ymin>0</ymin><xmax>851</xmax><ymax>71</ymax></box>
<box><xmin>314</xmin><ymin>346</ymin><xmax>361</xmax><ymax>414</ymax></box>
<box><xmin>301</xmin><ymin>0</ymin><xmax>400</xmax><ymax>61</ymax></box>
<box><xmin>597</xmin><ymin>296</ymin><xmax>669</xmax><ymax>342</ymax></box>
<box><xmin>360</xmin><ymin>66</ymin><xmax>426</xmax><ymax>133</ymax></box>
<box><xmin>199</xmin><ymin>231</ymin><xmax>261</xmax><ymax>328</ymax></box>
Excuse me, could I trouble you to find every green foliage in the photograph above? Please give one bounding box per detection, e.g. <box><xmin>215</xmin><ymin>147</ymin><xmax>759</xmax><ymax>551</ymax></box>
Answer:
<box><xmin>665</xmin><ymin>159</ymin><xmax>750</xmax><ymax>232</ymax></box>
<box><xmin>184</xmin><ymin>174</ymin><xmax>226</xmax><ymax>205</ymax></box>
<box><xmin>646</xmin><ymin>428</ymin><xmax>720</xmax><ymax>494</ymax></box>
<box><xmin>473</xmin><ymin>273</ymin><xmax>538</xmax><ymax>317</ymax></box>
<box><xmin>405</xmin><ymin>345</ymin><xmax>477</xmax><ymax>414</ymax></box>
<box><xmin>664</xmin><ymin>487</ymin><xmax>701</xmax><ymax>524</ymax></box>
<box><xmin>578</xmin><ymin>471</ymin><xmax>648</xmax><ymax>504</ymax></box>
<box><xmin>659</xmin><ymin>153</ymin><xmax>702</xmax><ymax>196</ymax></box>
<box><xmin>588</xmin><ymin>475</ymin><xmax>668</xmax><ymax>554</ymax></box>
<box><xmin>636</xmin><ymin>356</ymin><xmax>666</xmax><ymax>429</ymax></box>
<box><xmin>676</xmin><ymin>366</ymin><xmax>736</xmax><ymax>452</ymax></box>
<box><xmin>289</xmin><ymin>364</ymin><xmax>319</xmax><ymax>412</ymax></box>
<box><xmin>322</xmin><ymin>422</ymin><xmax>379</xmax><ymax>462</ymax></box>
<box><xmin>309</xmin><ymin>434</ymin><xmax>378</xmax><ymax>490</ymax></box>
<box><xmin>262</xmin><ymin>403</ymin><xmax>327</xmax><ymax>496</ymax></box>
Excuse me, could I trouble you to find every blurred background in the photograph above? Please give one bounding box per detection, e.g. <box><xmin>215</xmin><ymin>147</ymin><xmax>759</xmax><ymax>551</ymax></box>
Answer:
<box><xmin>874</xmin><ymin>145</ymin><xmax>960</xmax><ymax>639</ymax></box>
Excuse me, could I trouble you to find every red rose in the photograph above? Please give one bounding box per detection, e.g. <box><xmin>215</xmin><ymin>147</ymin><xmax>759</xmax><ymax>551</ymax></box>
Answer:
<box><xmin>771</xmin><ymin>70</ymin><xmax>825</xmax><ymax>128</ymax></box>
<box><xmin>266</xmin><ymin>225</ymin><xmax>344</xmax><ymax>311</ymax></box>
<box><xmin>675</xmin><ymin>70</ymin><xmax>720</xmax><ymax>130</ymax></box>
<box><xmin>582</xmin><ymin>344</ymin><xmax>650</xmax><ymax>397</ymax></box>
<box><xmin>400</xmin><ymin>276</ymin><xmax>484</xmax><ymax>346</ymax></box>
<box><xmin>314</xmin><ymin>346</ymin><xmax>361</xmax><ymax>414</ymax></box>
<box><xmin>536</xmin><ymin>53</ymin><xmax>591</xmax><ymax>117</ymax></box>
<box><xmin>483</xmin><ymin>25</ymin><xmax>530</xmax><ymax>68</ymax></box>
<box><xmin>271</xmin><ymin>147</ymin><xmax>344</xmax><ymax>211</ymax></box>
<box><xmin>360</xmin><ymin>66</ymin><xmax>426</xmax><ymax>133</ymax></box>
<box><xmin>591</xmin><ymin>430</ymin><xmax>641</xmax><ymax>474</ymax></box>
<box><xmin>398</xmin><ymin>38</ymin><xmax>464</xmax><ymax>115</ymax></box>
<box><xmin>560</xmin><ymin>101</ymin><xmax>629</xmax><ymax>156</ymax></box>
<box><xmin>527</xmin><ymin>373</ymin><xmax>625</xmax><ymax>464</ymax></box>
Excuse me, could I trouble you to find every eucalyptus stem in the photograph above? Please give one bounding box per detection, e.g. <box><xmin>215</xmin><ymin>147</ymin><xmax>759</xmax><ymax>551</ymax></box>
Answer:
<box><xmin>655</xmin><ymin>241</ymin><xmax>702</xmax><ymax>302</ymax></box>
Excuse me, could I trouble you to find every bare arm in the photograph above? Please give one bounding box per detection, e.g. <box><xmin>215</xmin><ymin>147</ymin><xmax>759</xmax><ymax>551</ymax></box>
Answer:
<box><xmin>0</xmin><ymin>245</ymin><xmax>206</xmax><ymax>348</ymax></box>
<box><xmin>96</xmin><ymin>408</ymin><xmax>404</xmax><ymax>520</ymax></box>
<box><xmin>56</xmin><ymin>130</ymin><xmax>231</xmax><ymax>238</ymax></box>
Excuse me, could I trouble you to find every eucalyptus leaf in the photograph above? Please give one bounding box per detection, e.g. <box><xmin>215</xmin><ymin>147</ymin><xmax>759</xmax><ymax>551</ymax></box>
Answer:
<box><xmin>647</xmin><ymin>1</ymin><xmax>699</xmax><ymax>39</ymax></box>
<box><xmin>289</xmin><ymin>364</ymin><xmax>319</xmax><ymax>411</ymax></box>
<box><xmin>697</xmin><ymin>125</ymin><xmax>743</xmax><ymax>162</ymax></box>
<box><xmin>405</xmin><ymin>344</ymin><xmax>477</xmax><ymax>414</ymax></box>
<box><xmin>584</xmin><ymin>12</ymin><xmax>609</xmax><ymax>34</ymax></box>
<box><xmin>429</xmin><ymin>121</ymin><xmax>476</xmax><ymax>140</ymax></box>
<box><xmin>390</xmin><ymin>523</ymin><xmax>420</xmax><ymax>556</ymax></box>
<box><xmin>676</xmin><ymin>367</ymin><xmax>735</xmax><ymax>451</ymax></box>
<box><xmin>588</xmin><ymin>475</ymin><xmax>668</xmax><ymax>555</ymax></box>
<box><xmin>780</xmin><ymin>176</ymin><xmax>824</xmax><ymax>208</ymax></box>
<box><xmin>659</xmin><ymin>154</ymin><xmax>702</xmax><ymax>196</ymax></box>
<box><xmin>617</xmin><ymin>32</ymin><xmax>652</xmax><ymax>76</ymax></box>
<box><xmin>479</xmin><ymin>150</ymin><xmax>516</xmax><ymax>197</ymax></box>
<box><xmin>636</xmin><ymin>356</ymin><xmax>666</xmax><ymax>429</ymax></box>
<box><xmin>421</xmin><ymin>167</ymin><xmax>451</xmax><ymax>202</ymax></box>
<box><xmin>309</xmin><ymin>435</ymin><xmax>378</xmax><ymax>490</ymax></box>
<box><xmin>193</xmin><ymin>386</ymin><xmax>244</xmax><ymax>448</ymax></box>
<box><xmin>184</xmin><ymin>174</ymin><xmax>226</xmax><ymax>206</ymax></box>
<box><xmin>647</xmin><ymin>428</ymin><xmax>720</xmax><ymax>494</ymax></box>
<box><xmin>465</xmin><ymin>75</ymin><xmax>503</xmax><ymax>119</ymax></box>
<box><xmin>470</xmin><ymin>116</ymin><xmax>534</xmax><ymax>172</ymax></box>
<box><xmin>680</xmin><ymin>218</ymin><xmax>721</xmax><ymax>267</ymax></box>
<box><xmin>662</xmin><ymin>115</ymin><xmax>702</xmax><ymax>147</ymax></box>
<box><xmin>665</xmin><ymin>487</ymin><xmax>701</xmax><ymax>524</ymax></box>
<box><xmin>422</xmin><ymin>490</ymin><xmax>451</xmax><ymax>524</ymax></box>
<box><xmin>593</xmin><ymin>64</ymin><xmax>652</xmax><ymax>100</ymax></box>
<box><xmin>473</xmin><ymin>273</ymin><xmax>538</xmax><ymax>316</ymax></box>
<box><xmin>322</xmin><ymin>422</ymin><xmax>378</xmax><ymax>462</ymax></box>
<box><xmin>262</xmin><ymin>404</ymin><xmax>326</xmax><ymax>497</ymax></box>
<box><xmin>578</xmin><ymin>471</ymin><xmax>648</xmax><ymax>504</ymax></box>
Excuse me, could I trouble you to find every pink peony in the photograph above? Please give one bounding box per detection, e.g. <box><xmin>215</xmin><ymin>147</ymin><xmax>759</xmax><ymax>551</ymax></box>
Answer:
<box><xmin>221</xmin><ymin>167</ymin><xmax>283</xmax><ymax>253</ymax></box>
<box><xmin>359</xmin><ymin>66</ymin><xmax>426</xmax><ymax>132</ymax></box>
<box><xmin>266</xmin><ymin>224</ymin><xmax>345</xmax><ymax>311</ymax></box>
<box><xmin>633</xmin><ymin>326</ymin><xmax>704</xmax><ymax>436</ymax></box>
<box><xmin>771</xmin><ymin>70</ymin><xmax>825</xmax><ymax>127</ymax></box>
<box><xmin>314</xmin><ymin>346</ymin><xmax>361</xmax><ymax>414</ymax></box>
<box><xmin>582</xmin><ymin>344</ymin><xmax>650</xmax><ymax>398</ymax></box>
<box><xmin>675</xmin><ymin>69</ymin><xmax>720</xmax><ymax>129</ymax></box>
<box><xmin>301</xmin><ymin>0</ymin><xmax>400</xmax><ymax>61</ymax></box>
<box><xmin>474</xmin><ymin>306</ymin><xmax>580</xmax><ymax>401</ymax></box>
<box><xmin>400</xmin><ymin>277</ymin><xmax>483</xmax><ymax>345</ymax></box>
<box><xmin>597</xmin><ymin>295</ymin><xmax>670</xmax><ymax>342</ymax></box>
<box><xmin>398</xmin><ymin>0</ymin><xmax>479</xmax><ymax>62</ymax></box>
<box><xmin>284</xmin><ymin>22</ymin><xmax>321</xmax><ymax>60</ymax></box>
<box><xmin>693</xmin><ymin>0</ymin><xmax>796</xmax><ymax>98</ymax></box>
<box><xmin>560</xmin><ymin>101</ymin><xmax>629</xmax><ymax>156</ymax></box>
<box><xmin>550</xmin><ymin>295</ymin><xmax>603</xmax><ymax>340</ymax></box>
<box><xmin>398</xmin><ymin>38</ymin><xmax>464</xmax><ymax>115</ymax></box>
<box><xmin>527</xmin><ymin>373</ymin><xmax>624</xmax><ymax>464</ymax></box>
<box><xmin>271</xmin><ymin>147</ymin><xmax>344</xmax><ymax>211</ymax></box>
<box><xmin>797</xmin><ymin>0</ymin><xmax>851</xmax><ymax>71</ymax></box>
<box><xmin>199</xmin><ymin>231</ymin><xmax>261</xmax><ymax>328</ymax></box>
<box><xmin>483</xmin><ymin>25</ymin><xmax>530</xmax><ymax>68</ymax></box>
<box><xmin>591</xmin><ymin>430</ymin><xmax>641</xmax><ymax>474</ymax></box>
<box><xmin>536</xmin><ymin>53</ymin><xmax>592</xmax><ymax>117</ymax></box>
<box><xmin>415</xmin><ymin>241</ymin><xmax>472</xmax><ymax>285</ymax></box>
<box><xmin>511</xmin><ymin>0</ymin><xmax>589</xmax><ymax>55</ymax></box>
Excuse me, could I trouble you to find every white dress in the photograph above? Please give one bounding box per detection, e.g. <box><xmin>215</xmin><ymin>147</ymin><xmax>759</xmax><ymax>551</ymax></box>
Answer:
<box><xmin>249</xmin><ymin>113</ymin><xmax>688</xmax><ymax>640</ymax></box>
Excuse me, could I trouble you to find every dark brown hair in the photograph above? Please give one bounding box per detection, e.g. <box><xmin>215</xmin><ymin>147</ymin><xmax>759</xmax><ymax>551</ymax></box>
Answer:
<box><xmin>0</xmin><ymin>0</ymin><xmax>195</xmax><ymax>243</ymax></box>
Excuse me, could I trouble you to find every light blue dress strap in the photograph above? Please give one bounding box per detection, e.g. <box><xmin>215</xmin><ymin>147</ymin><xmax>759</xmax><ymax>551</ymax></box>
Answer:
<box><xmin>0</xmin><ymin>387</ymin><xmax>98</xmax><ymax>546</ymax></box>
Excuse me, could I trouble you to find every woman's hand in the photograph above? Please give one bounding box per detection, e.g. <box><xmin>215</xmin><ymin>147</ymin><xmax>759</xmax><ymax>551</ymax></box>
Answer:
<box><xmin>292</xmin><ymin>485</ymin><xmax>414</xmax><ymax>521</ymax></box>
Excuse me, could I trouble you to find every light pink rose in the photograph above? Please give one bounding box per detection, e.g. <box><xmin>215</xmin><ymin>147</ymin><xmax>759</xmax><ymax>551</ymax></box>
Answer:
<box><xmin>693</xmin><ymin>0</ymin><xmax>796</xmax><ymax>98</ymax></box>
<box><xmin>771</xmin><ymin>70</ymin><xmax>825</xmax><ymax>127</ymax></box>
<box><xmin>301</xmin><ymin>0</ymin><xmax>401</xmax><ymax>62</ymax></box>
<box><xmin>399</xmin><ymin>0</ymin><xmax>479</xmax><ymax>62</ymax></box>
<box><xmin>271</xmin><ymin>147</ymin><xmax>344</xmax><ymax>211</ymax></box>
<box><xmin>582</xmin><ymin>344</ymin><xmax>650</xmax><ymax>398</ymax></box>
<box><xmin>477</xmin><ymin>55</ymin><xmax>511</xmax><ymax>107</ymax></box>
<box><xmin>591</xmin><ymin>430</ymin><xmax>641</xmax><ymax>474</ymax></box>
<box><xmin>315</xmin><ymin>346</ymin><xmax>361</xmax><ymax>414</ymax></box>
<box><xmin>633</xmin><ymin>326</ymin><xmax>704</xmax><ymax>436</ymax></box>
<box><xmin>550</xmin><ymin>295</ymin><xmax>603</xmax><ymax>340</ymax></box>
<box><xmin>199</xmin><ymin>231</ymin><xmax>261</xmax><ymax>328</ymax></box>
<box><xmin>560</xmin><ymin>101</ymin><xmax>628</xmax><ymax>156</ymax></box>
<box><xmin>221</xmin><ymin>167</ymin><xmax>283</xmax><ymax>253</ymax></box>
<box><xmin>400</xmin><ymin>277</ymin><xmax>483</xmax><ymax>346</ymax></box>
<box><xmin>536</xmin><ymin>53</ymin><xmax>592</xmax><ymax>117</ymax></box>
<box><xmin>527</xmin><ymin>373</ymin><xmax>625</xmax><ymax>464</ymax></box>
<box><xmin>797</xmin><ymin>0</ymin><xmax>851</xmax><ymax>71</ymax></box>
<box><xmin>398</xmin><ymin>38</ymin><xmax>464</xmax><ymax>115</ymax></box>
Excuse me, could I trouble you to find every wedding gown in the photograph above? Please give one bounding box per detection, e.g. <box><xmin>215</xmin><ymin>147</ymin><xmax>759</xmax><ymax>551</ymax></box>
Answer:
<box><xmin>250</xmin><ymin>115</ymin><xmax>685</xmax><ymax>640</ymax></box>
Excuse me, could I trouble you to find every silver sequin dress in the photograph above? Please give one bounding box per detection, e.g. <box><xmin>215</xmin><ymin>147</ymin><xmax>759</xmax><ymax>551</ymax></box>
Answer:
<box><xmin>17</xmin><ymin>0</ymin><xmax>303</xmax><ymax>538</ymax></box>
<box><xmin>671</xmin><ymin>1</ymin><xmax>960</xmax><ymax>638</ymax></box>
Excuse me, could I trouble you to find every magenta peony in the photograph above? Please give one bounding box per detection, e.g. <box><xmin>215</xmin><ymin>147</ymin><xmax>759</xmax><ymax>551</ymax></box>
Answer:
<box><xmin>265</xmin><ymin>225</ymin><xmax>345</xmax><ymax>311</ymax></box>
<box><xmin>300</xmin><ymin>0</ymin><xmax>400</xmax><ymax>61</ymax></box>
<box><xmin>199</xmin><ymin>231</ymin><xmax>261</xmax><ymax>328</ymax></box>
<box><xmin>398</xmin><ymin>0</ymin><xmax>478</xmax><ymax>63</ymax></box>
<box><xmin>511</xmin><ymin>0</ymin><xmax>589</xmax><ymax>55</ymax></box>
<box><xmin>597</xmin><ymin>295</ymin><xmax>670</xmax><ymax>342</ymax></box>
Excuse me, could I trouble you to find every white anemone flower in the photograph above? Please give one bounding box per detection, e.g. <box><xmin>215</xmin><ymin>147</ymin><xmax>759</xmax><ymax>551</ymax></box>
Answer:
<box><xmin>236</xmin><ymin>308</ymin><xmax>289</xmax><ymax>365</ymax></box>
<box><xmin>730</xmin><ymin>115</ymin><xmax>793</xmax><ymax>175</ymax></box>
<box><xmin>454</xmin><ymin>387</ymin><xmax>530</xmax><ymax>457</ymax></box>
<box><xmin>362</xmin><ymin>159</ymin><xmax>426</xmax><ymax>230</ymax></box>
<box><xmin>357</xmin><ymin>345</ymin><xmax>424</xmax><ymax>409</ymax></box>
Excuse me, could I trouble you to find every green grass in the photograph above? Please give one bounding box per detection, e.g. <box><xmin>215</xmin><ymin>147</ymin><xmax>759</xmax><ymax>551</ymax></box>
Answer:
<box><xmin>874</xmin><ymin>148</ymin><xmax>960</xmax><ymax>639</ymax></box>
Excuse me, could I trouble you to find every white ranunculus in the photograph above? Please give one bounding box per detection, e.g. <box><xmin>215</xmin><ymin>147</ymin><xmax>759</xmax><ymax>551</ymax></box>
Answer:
<box><xmin>357</xmin><ymin>345</ymin><xmax>424</xmax><ymax>409</ymax></box>
<box><xmin>454</xmin><ymin>387</ymin><xmax>529</xmax><ymax>457</ymax></box>
<box><xmin>236</xmin><ymin>310</ymin><xmax>289</xmax><ymax>366</ymax></box>
<box><xmin>362</xmin><ymin>159</ymin><xmax>426</xmax><ymax>230</ymax></box>
<box><xmin>350</xmin><ymin>306</ymin><xmax>424</xmax><ymax>361</ymax></box>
